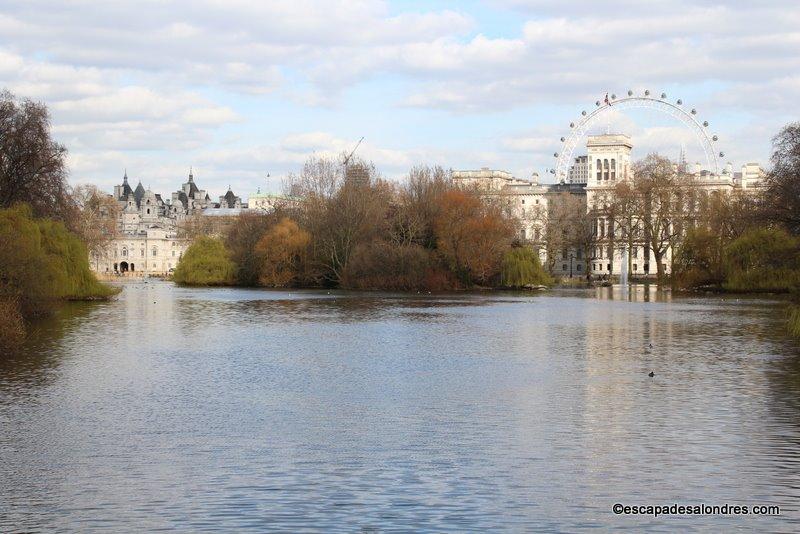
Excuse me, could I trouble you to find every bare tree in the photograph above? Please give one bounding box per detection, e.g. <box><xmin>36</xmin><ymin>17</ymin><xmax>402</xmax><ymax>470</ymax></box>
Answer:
<box><xmin>71</xmin><ymin>184</ymin><xmax>120</xmax><ymax>269</ymax></box>
<box><xmin>615</xmin><ymin>154</ymin><xmax>693</xmax><ymax>284</ymax></box>
<box><xmin>0</xmin><ymin>89</ymin><xmax>74</xmax><ymax>224</ymax></box>
<box><xmin>544</xmin><ymin>191</ymin><xmax>586</xmax><ymax>274</ymax></box>
<box><xmin>291</xmin><ymin>155</ymin><xmax>391</xmax><ymax>285</ymax></box>
<box><xmin>762</xmin><ymin>122</ymin><xmax>800</xmax><ymax>234</ymax></box>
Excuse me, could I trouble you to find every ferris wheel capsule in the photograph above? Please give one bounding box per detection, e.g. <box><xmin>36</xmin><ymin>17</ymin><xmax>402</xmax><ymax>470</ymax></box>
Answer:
<box><xmin>611</xmin><ymin>94</ymin><xmax>617</xmax><ymax>100</ymax></box>
<box><xmin>627</xmin><ymin>89</ymin><xmax>633</xmax><ymax>96</ymax></box>
<box><xmin>703</xmin><ymin>121</ymin><xmax>709</xmax><ymax>127</ymax></box>
<box><xmin>712</xmin><ymin>135</ymin><xmax>718</xmax><ymax>141</ymax></box>
<box><xmin>595</xmin><ymin>100</ymin><xmax>601</xmax><ymax>106</ymax></box>
<box><xmin>560</xmin><ymin>136</ymin><xmax>565</xmax><ymax>142</ymax></box>
<box><xmin>677</xmin><ymin>99</ymin><xmax>682</xmax><ymax>105</ymax></box>
<box><xmin>554</xmin><ymin>153</ymin><xmax>559</xmax><ymax>158</ymax></box>
<box><xmin>691</xmin><ymin>109</ymin><xmax>697</xmax><ymax>114</ymax></box>
<box><xmin>645</xmin><ymin>89</ymin><xmax>650</xmax><ymax>96</ymax></box>
<box><xmin>719</xmin><ymin>152</ymin><xmax>725</xmax><ymax>158</ymax></box>
<box><xmin>581</xmin><ymin>110</ymin><xmax>587</xmax><ymax>116</ymax></box>
<box><xmin>570</xmin><ymin>122</ymin><xmax>574</xmax><ymax>128</ymax></box>
<box><xmin>661</xmin><ymin>92</ymin><xmax>667</xmax><ymax>99</ymax></box>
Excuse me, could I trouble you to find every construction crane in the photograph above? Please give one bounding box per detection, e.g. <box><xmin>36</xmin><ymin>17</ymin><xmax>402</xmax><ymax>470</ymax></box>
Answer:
<box><xmin>343</xmin><ymin>137</ymin><xmax>364</xmax><ymax>167</ymax></box>
<box><xmin>342</xmin><ymin>136</ymin><xmax>366</xmax><ymax>184</ymax></box>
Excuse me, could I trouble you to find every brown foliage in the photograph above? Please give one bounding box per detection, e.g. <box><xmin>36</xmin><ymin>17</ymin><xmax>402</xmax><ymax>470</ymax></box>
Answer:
<box><xmin>0</xmin><ymin>296</ymin><xmax>25</xmax><ymax>351</ymax></box>
<box><xmin>254</xmin><ymin>217</ymin><xmax>310</xmax><ymax>287</ymax></box>
<box><xmin>342</xmin><ymin>240</ymin><xmax>439</xmax><ymax>291</ymax></box>
<box><xmin>71</xmin><ymin>184</ymin><xmax>120</xmax><ymax>265</ymax></box>
<box><xmin>434</xmin><ymin>189</ymin><xmax>515</xmax><ymax>285</ymax></box>
<box><xmin>226</xmin><ymin>212</ymin><xmax>277</xmax><ymax>286</ymax></box>
<box><xmin>291</xmin><ymin>157</ymin><xmax>392</xmax><ymax>285</ymax></box>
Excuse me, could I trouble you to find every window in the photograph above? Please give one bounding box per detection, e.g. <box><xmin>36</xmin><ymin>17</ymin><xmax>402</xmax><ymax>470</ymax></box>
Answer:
<box><xmin>632</xmin><ymin>246</ymin><xmax>638</xmax><ymax>258</ymax></box>
<box><xmin>146</xmin><ymin>208</ymin><xmax>150</xmax><ymax>214</ymax></box>
<box><xmin>596</xmin><ymin>159</ymin><xmax>602</xmax><ymax>181</ymax></box>
<box><xmin>604</xmin><ymin>159</ymin><xmax>609</xmax><ymax>181</ymax></box>
<box><xmin>633</xmin><ymin>263</ymin><xmax>638</xmax><ymax>271</ymax></box>
<box><xmin>562</xmin><ymin>250</ymin><xmax>568</xmax><ymax>260</ymax></box>
<box><xmin>576</xmin><ymin>249</ymin><xmax>582</xmax><ymax>260</ymax></box>
<box><xmin>122</xmin><ymin>247</ymin><xmax>128</xmax><ymax>257</ymax></box>
<box><xmin>607</xmin><ymin>263</ymin><xmax>611</xmax><ymax>271</ymax></box>
<box><xmin>611</xmin><ymin>159</ymin><xmax>616</xmax><ymax>180</ymax></box>
<box><xmin>577</xmin><ymin>264</ymin><xmax>582</xmax><ymax>272</ymax></box>
<box><xmin>172</xmin><ymin>250</ymin><xmax>176</xmax><ymax>257</ymax></box>
<box><xmin>152</xmin><ymin>248</ymin><xmax>157</xmax><ymax>257</ymax></box>
<box><xmin>521</xmin><ymin>199</ymin><xmax>525</xmax><ymax>204</ymax></box>
<box><xmin>535</xmin><ymin>199</ymin><xmax>539</xmax><ymax>205</ymax></box>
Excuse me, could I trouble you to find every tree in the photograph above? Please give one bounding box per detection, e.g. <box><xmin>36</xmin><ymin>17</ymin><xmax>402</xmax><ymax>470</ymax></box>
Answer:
<box><xmin>544</xmin><ymin>191</ymin><xmax>590</xmax><ymax>274</ymax></box>
<box><xmin>71</xmin><ymin>184</ymin><xmax>120</xmax><ymax>270</ymax></box>
<box><xmin>434</xmin><ymin>189</ymin><xmax>515</xmax><ymax>285</ymax></box>
<box><xmin>609</xmin><ymin>154</ymin><xmax>692</xmax><ymax>284</ymax></box>
<box><xmin>254</xmin><ymin>217</ymin><xmax>310</xmax><ymax>287</ymax></box>
<box><xmin>500</xmin><ymin>246</ymin><xmax>552</xmax><ymax>288</ymax></box>
<box><xmin>226</xmin><ymin>212</ymin><xmax>276</xmax><ymax>285</ymax></box>
<box><xmin>0</xmin><ymin>204</ymin><xmax>116</xmax><ymax>318</ymax></box>
<box><xmin>291</xmin><ymin>156</ymin><xmax>391</xmax><ymax>285</ymax></box>
<box><xmin>389</xmin><ymin>165</ymin><xmax>452</xmax><ymax>249</ymax></box>
<box><xmin>173</xmin><ymin>236</ymin><xmax>235</xmax><ymax>286</ymax></box>
<box><xmin>0</xmin><ymin>89</ymin><xmax>74</xmax><ymax>224</ymax></box>
<box><xmin>762</xmin><ymin>122</ymin><xmax>800</xmax><ymax>234</ymax></box>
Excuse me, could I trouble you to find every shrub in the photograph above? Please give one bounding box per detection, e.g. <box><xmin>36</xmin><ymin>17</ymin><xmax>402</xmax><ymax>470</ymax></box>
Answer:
<box><xmin>722</xmin><ymin>228</ymin><xmax>800</xmax><ymax>293</ymax></box>
<box><xmin>254</xmin><ymin>217</ymin><xmax>310</xmax><ymax>287</ymax></box>
<box><xmin>173</xmin><ymin>236</ymin><xmax>236</xmax><ymax>286</ymax></box>
<box><xmin>672</xmin><ymin>228</ymin><xmax>727</xmax><ymax>289</ymax></box>
<box><xmin>500</xmin><ymin>247</ymin><xmax>552</xmax><ymax>288</ymax></box>
<box><xmin>342</xmin><ymin>241</ymin><xmax>438</xmax><ymax>291</ymax></box>
<box><xmin>226</xmin><ymin>212</ymin><xmax>275</xmax><ymax>286</ymax></box>
<box><xmin>0</xmin><ymin>296</ymin><xmax>25</xmax><ymax>351</ymax></box>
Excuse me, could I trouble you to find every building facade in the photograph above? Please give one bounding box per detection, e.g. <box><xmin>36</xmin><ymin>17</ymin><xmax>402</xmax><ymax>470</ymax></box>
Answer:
<box><xmin>455</xmin><ymin>134</ymin><xmax>766</xmax><ymax>281</ymax></box>
<box><xmin>92</xmin><ymin>170</ymin><xmax>246</xmax><ymax>277</ymax></box>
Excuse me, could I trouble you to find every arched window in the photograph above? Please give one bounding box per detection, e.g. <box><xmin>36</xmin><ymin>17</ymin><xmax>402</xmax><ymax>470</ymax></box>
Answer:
<box><xmin>611</xmin><ymin>159</ymin><xmax>616</xmax><ymax>180</ymax></box>
<box><xmin>152</xmin><ymin>247</ymin><xmax>158</xmax><ymax>257</ymax></box>
<box><xmin>603</xmin><ymin>159</ymin><xmax>609</xmax><ymax>180</ymax></box>
<box><xmin>146</xmin><ymin>208</ymin><xmax>150</xmax><ymax>214</ymax></box>
<box><xmin>121</xmin><ymin>247</ymin><xmax>128</xmax><ymax>257</ymax></box>
<box><xmin>596</xmin><ymin>159</ymin><xmax>602</xmax><ymax>181</ymax></box>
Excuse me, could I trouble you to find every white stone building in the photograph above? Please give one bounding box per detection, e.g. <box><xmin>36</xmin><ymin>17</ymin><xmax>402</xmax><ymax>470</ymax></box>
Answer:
<box><xmin>91</xmin><ymin>170</ymin><xmax>247</xmax><ymax>277</ymax></box>
<box><xmin>455</xmin><ymin>134</ymin><xmax>766</xmax><ymax>281</ymax></box>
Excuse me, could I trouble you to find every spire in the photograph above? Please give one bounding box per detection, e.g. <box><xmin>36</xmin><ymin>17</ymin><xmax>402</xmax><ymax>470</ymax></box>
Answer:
<box><xmin>123</xmin><ymin>168</ymin><xmax>128</xmax><ymax>183</ymax></box>
<box><xmin>188</xmin><ymin>166</ymin><xmax>194</xmax><ymax>182</ymax></box>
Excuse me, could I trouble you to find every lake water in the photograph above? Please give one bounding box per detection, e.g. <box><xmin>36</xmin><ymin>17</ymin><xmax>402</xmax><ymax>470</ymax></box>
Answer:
<box><xmin>1</xmin><ymin>281</ymin><xmax>799</xmax><ymax>532</ymax></box>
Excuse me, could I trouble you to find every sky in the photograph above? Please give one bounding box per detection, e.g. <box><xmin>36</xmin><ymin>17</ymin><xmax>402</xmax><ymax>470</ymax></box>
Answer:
<box><xmin>0</xmin><ymin>0</ymin><xmax>797</xmax><ymax>199</ymax></box>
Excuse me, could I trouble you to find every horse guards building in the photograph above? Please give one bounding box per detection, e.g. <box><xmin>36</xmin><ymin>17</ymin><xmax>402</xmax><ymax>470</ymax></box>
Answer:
<box><xmin>91</xmin><ymin>169</ymin><xmax>291</xmax><ymax>277</ymax></box>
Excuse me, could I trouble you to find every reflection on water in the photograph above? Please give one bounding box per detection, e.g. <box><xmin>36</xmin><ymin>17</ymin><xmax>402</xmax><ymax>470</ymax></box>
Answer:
<box><xmin>1</xmin><ymin>281</ymin><xmax>799</xmax><ymax>531</ymax></box>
